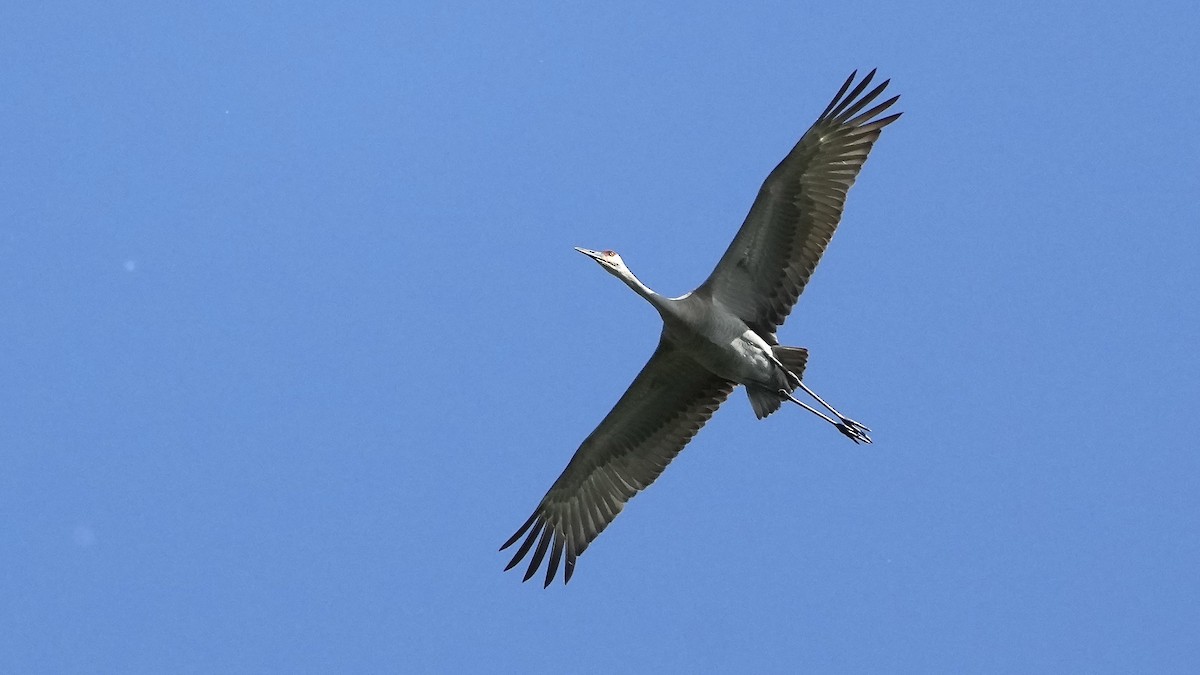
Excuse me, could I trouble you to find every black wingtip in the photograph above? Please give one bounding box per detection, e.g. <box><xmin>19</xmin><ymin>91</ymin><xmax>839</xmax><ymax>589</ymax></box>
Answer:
<box><xmin>503</xmin><ymin>517</ymin><xmax>543</xmax><ymax>571</ymax></box>
<box><xmin>544</xmin><ymin>533</ymin><xmax>564</xmax><ymax>588</ymax></box>
<box><xmin>522</xmin><ymin>528</ymin><xmax>553</xmax><ymax>583</ymax></box>
<box><xmin>564</xmin><ymin>554</ymin><xmax>576</xmax><ymax>584</ymax></box>
<box><xmin>500</xmin><ymin>511</ymin><xmax>539</xmax><ymax>551</ymax></box>
<box><xmin>820</xmin><ymin>70</ymin><xmax>859</xmax><ymax>119</ymax></box>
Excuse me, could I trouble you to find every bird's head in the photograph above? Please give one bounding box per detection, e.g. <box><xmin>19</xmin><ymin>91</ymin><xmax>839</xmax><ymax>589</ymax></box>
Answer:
<box><xmin>574</xmin><ymin>247</ymin><xmax>630</xmax><ymax>278</ymax></box>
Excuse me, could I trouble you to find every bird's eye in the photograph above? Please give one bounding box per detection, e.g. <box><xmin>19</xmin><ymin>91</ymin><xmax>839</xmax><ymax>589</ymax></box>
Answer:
<box><xmin>603</xmin><ymin>250</ymin><xmax>616</xmax><ymax>257</ymax></box>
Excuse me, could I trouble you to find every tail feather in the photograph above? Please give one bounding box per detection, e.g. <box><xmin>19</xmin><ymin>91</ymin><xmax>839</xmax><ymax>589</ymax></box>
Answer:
<box><xmin>746</xmin><ymin>386</ymin><xmax>781</xmax><ymax>419</ymax></box>
<box><xmin>772</xmin><ymin>346</ymin><xmax>808</xmax><ymax>382</ymax></box>
<box><xmin>746</xmin><ymin>346</ymin><xmax>810</xmax><ymax>420</ymax></box>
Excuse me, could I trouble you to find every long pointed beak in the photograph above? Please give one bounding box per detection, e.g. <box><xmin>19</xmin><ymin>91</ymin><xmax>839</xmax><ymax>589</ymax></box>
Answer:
<box><xmin>574</xmin><ymin>247</ymin><xmax>602</xmax><ymax>260</ymax></box>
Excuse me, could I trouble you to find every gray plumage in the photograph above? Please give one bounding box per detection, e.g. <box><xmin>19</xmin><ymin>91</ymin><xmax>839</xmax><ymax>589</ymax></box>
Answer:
<box><xmin>502</xmin><ymin>70</ymin><xmax>901</xmax><ymax>587</ymax></box>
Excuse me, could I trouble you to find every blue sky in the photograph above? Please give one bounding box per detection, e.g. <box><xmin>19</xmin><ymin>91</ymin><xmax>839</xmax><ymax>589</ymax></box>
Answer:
<box><xmin>3</xmin><ymin>1</ymin><xmax>1198</xmax><ymax>672</ymax></box>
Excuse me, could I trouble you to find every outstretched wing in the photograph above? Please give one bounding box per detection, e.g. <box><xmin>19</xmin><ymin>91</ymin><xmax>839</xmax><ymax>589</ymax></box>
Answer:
<box><xmin>501</xmin><ymin>337</ymin><xmax>735</xmax><ymax>587</ymax></box>
<box><xmin>699</xmin><ymin>70</ymin><xmax>901</xmax><ymax>336</ymax></box>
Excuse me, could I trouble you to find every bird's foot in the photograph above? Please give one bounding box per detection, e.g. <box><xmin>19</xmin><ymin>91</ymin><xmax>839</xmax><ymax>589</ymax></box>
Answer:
<box><xmin>836</xmin><ymin>417</ymin><xmax>872</xmax><ymax>445</ymax></box>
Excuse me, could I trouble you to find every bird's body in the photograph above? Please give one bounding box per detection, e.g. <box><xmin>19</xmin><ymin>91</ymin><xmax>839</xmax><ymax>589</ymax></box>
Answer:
<box><xmin>503</xmin><ymin>70</ymin><xmax>901</xmax><ymax>586</ymax></box>
<box><xmin>662</xmin><ymin>295</ymin><xmax>787</xmax><ymax>393</ymax></box>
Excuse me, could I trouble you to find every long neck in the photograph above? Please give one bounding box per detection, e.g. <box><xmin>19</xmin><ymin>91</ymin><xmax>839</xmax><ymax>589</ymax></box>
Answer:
<box><xmin>617</xmin><ymin>267</ymin><xmax>671</xmax><ymax>314</ymax></box>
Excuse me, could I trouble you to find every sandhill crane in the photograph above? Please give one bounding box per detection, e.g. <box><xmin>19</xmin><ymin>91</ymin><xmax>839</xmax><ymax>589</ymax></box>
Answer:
<box><xmin>502</xmin><ymin>70</ymin><xmax>901</xmax><ymax>587</ymax></box>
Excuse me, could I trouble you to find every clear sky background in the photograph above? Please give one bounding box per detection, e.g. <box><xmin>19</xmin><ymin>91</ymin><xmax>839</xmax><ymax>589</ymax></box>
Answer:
<box><xmin>3</xmin><ymin>1</ymin><xmax>1198</xmax><ymax>673</ymax></box>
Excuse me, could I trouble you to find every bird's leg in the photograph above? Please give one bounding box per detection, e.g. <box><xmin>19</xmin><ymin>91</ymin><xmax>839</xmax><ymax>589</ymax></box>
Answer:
<box><xmin>793</xmin><ymin>381</ymin><xmax>872</xmax><ymax>443</ymax></box>
<box><xmin>780</xmin><ymin>390</ymin><xmax>840</xmax><ymax>426</ymax></box>
<box><xmin>779</xmin><ymin>388</ymin><xmax>872</xmax><ymax>445</ymax></box>
<box><xmin>767</xmin><ymin>351</ymin><xmax>871</xmax><ymax>443</ymax></box>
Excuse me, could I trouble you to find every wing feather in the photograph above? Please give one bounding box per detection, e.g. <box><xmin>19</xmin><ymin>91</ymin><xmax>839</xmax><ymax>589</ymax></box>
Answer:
<box><xmin>501</xmin><ymin>338</ymin><xmax>735</xmax><ymax>586</ymax></box>
<box><xmin>699</xmin><ymin>70</ymin><xmax>901</xmax><ymax>336</ymax></box>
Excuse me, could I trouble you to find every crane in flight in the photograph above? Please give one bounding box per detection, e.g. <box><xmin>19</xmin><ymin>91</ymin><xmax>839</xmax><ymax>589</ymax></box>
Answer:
<box><xmin>502</xmin><ymin>70</ymin><xmax>901</xmax><ymax>587</ymax></box>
